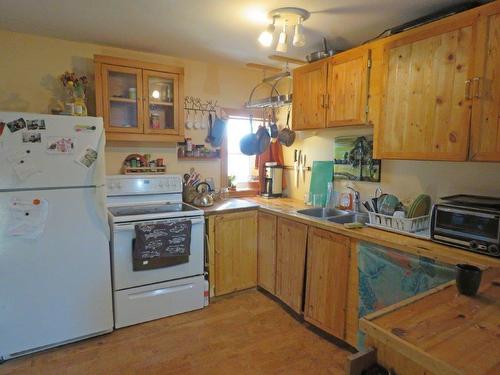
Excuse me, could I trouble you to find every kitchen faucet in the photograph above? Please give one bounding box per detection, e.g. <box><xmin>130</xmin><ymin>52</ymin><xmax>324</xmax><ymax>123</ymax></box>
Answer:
<box><xmin>347</xmin><ymin>187</ymin><xmax>361</xmax><ymax>213</ymax></box>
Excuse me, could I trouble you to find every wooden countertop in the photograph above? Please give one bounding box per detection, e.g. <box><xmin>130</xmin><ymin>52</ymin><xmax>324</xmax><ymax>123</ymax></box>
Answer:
<box><xmin>202</xmin><ymin>196</ymin><xmax>500</xmax><ymax>267</ymax></box>
<box><xmin>245</xmin><ymin>197</ymin><xmax>500</xmax><ymax>267</ymax></box>
<box><xmin>201</xmin><ymin>198</ymin><xmax>259</xmax><ymax>216</ymax></box>
<box><xmin>359</xmin><ymin>267</ymin><xmax>500</xmax><ymax>375</ymax></box>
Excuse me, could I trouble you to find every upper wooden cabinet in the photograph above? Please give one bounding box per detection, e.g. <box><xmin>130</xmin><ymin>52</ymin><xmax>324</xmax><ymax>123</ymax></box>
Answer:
<box><xmin>374</xmin><ymin>17</ymin><xmax>475</xmax><ymax>161</ymax></box>
<box><xmin>292</xmin><ymin>61</ymin><xmax>327</xmax><ymax>130</ymax></box>
<box><xmin>470</xmin><ymin>3</ymin><xmax>500</xmax><ymax>161</ymax></box>
<box><xmin>326</xmin><ymin>48</ymin><xmax>370</xmax><ymax>127</ymax></box>
<box><xmin>275</xmin><ymin>217</ymin><xmax>308</xmax><ymax>314</ymax></box>
<box><xmin>374</xmin><ymin>1</ymin><xmax>500</xmax><ymax>161</ymax></box>
<box><xmin>304</xmin><ymin>228</ymin><xmax>351</xmax><ymax>339</ymax></box>
<box><xmin>292</xmin><ymin>48</ymin><xmax>371</xmax><ymax>130</ymax></box>
<box><xmin>213</xmin><ymin>211</ymin><xmax>258</xmax><ymax>296</ymax></box>
<box><xmin>95</xmin><ymin>55</ymin><xmax>184</xmax><ymax>143</ymax></box>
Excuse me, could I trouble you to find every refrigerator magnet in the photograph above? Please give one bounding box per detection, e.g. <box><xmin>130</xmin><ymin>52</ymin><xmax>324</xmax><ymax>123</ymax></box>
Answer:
<box><xmin>6</xmin><ymin>118</ymin><xmax>26</xmax><ymax>133</ymax></box>
<box><xmin>0</xmin><ymin>121</ymin><xmax>5</xmax><ymax>137</ymax></box>
<box><xmin>26</xmin><ymin>119</ymin><xmax>46</xmax><ymax>130</ymax></box>
<box><xmin>46</xmin><ymin>136</ymin><xmax>75</xmax><ymax>154</ymax></box>
<box><xmin>22</xmin><ymin>131</ymin><xmax>42</xmax><ymax>143</ymax></box>
<box><xmin>75</xmin><ymin>146</ymin><xmax>98</xmax><ymax>168</ymax></box>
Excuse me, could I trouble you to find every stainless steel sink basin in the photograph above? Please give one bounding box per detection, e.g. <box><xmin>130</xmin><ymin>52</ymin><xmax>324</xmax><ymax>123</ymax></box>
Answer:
<box><xmin>296</xmin><ymin>207</ymin><xmax>350</xmax><ymax>219</ymax></box>
<box><xmin>327</xmin><ymin>213</ymin><xmax>369</xmax><ymax>225</ymax></box>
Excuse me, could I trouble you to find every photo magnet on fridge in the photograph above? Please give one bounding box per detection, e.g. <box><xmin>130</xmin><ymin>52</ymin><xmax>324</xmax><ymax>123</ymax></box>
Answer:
<box><xmin>75</xmin><ymin>146</ymin><xmax>98</xmax><ymax>168</ymax></box>
<box><xmin>46</xmin><ymin>136</ymin><xmax>75</xmax><ymax>154</ymax></box>
<box><xmin>22</xmin><ymin>131</ymin><xmax>42</xmax><ymax>143</ymax></box>
<box><xmin>7</xmin><ymin>118</ymin><xmax>26</xmax><ymax>133</ymax></box>
<box><xmin>27</xmin><ymin>119</ymin><xmax>46</xmax><ymax>130</ymax></box>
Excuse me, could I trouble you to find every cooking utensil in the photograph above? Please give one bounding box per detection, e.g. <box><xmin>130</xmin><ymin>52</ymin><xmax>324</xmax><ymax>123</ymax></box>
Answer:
<box><xmin>193</xmin><ymin>182</ymin><xmax>214</xmax><ymax>207</ymax></box>
<box><xmin>278</xmin><ymin>107</ymin><xmax>295</xmax><ymax>147</ymax></box>
<box><xmin>269</xmin><ymin>109</ymin><xmax>279</xmax><ymax>139</ymax></box>
<box><xmin>293</xmin><ymin>149</ymin><xmax>298</xmax><ymax>188</ymax></box>
<box><xmin>306</xmin><ymin>37</ymin><xmax>336</xmax><ymax>63</ymax></box>
<box><xmin>205</xmin><ymin>113</ymin><xmax>215</xmax><ymax>144</ymax></box>
<box><xmin>296</xmin><ymin>150</ymin><xmax>302</xmax><ymax>188</ymax></box>
<box><xmin>255</xmin><ymin>125</ymin><xmax>271</xmax><ymax>155</ymax></box>
<box><xmin>302</xmin><ymin>154</ymin><xmax>306</xmax><ymax>183</ymax></box>
<box><xmin>240</xmin><ymin>116</ymin><xmax>259</xmax><ymax>156</ymax></box>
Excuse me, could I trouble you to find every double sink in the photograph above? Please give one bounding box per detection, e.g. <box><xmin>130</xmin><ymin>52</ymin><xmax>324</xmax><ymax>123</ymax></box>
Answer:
<box><xmin>295</xmin><ymin>207</ymin><xmax>368</xmax><ymax>225</ymax></box>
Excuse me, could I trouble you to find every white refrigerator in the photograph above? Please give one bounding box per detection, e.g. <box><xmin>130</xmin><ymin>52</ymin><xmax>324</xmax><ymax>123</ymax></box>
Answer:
<box><xmin>0</xmin><ymin>112</ymin><xmax>113</xmax><ymax>361</ymax></box>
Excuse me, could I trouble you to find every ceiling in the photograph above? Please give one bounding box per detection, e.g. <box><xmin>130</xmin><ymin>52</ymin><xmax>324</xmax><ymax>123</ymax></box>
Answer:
<box><xmin>0</xmin><ymin>0</ymin><xmax>468</xmax><ymax>68</ymax></box>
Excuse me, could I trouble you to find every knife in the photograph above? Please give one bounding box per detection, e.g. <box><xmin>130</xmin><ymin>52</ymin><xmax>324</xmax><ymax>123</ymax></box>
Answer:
<box><xmin>294</xmin><ymin>149</ymin><xmax>298</xmax><ymax>188</ymax></box>
<box><xmin>302</xmin><ymin>154</ymin><xmax>306</xmax><ymax>183</ymax></box>
<box><xmin>296</xmin><ymin>150</ymin><xmax>302</xmax><ymax>188</ymax></box>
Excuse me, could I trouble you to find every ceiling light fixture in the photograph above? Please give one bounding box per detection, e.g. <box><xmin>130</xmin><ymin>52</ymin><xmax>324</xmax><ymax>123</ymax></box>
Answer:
<box><xmin>293</xmin><ymin>17</ymin><xmax>306</xmax><ymax>47</ymax></box>
<box><xmin>257</xmin><ymin>7</ymin><xmax>310</xmax><ymax>52</ymax></box>
<box><xmin>276</xmin><ymin>21</ymin><xmax>288</xmax><ymax>53</ymax></box>
<box><xmin>258</xmin><ymin>16</ymin><xmax>276</xmax><ymax>47</ymax></box>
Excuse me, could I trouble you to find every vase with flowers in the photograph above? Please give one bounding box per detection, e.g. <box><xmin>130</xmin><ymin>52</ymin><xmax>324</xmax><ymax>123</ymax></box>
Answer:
<box><xmin>60</xmin><ymin>72</ymin><xmax>88</xmax><ymax>116</ymax></box>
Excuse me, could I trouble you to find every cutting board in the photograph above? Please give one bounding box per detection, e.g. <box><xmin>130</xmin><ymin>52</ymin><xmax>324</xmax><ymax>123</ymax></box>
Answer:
<box><xmin>309</xmin><ymin>161</ymin><xmax>334</xmax><ymax>206</ymax></box>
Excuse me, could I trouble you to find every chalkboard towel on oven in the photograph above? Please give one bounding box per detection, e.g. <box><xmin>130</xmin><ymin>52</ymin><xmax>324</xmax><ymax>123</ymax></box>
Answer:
<box><xmin>133</xmin><ymin>220</ymin><xmax>192</xmax><ymax>271</ymax></box>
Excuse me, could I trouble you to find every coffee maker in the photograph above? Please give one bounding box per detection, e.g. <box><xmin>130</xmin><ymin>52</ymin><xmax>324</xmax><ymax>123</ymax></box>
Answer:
<box><xmin>262</xmin><ymin>162</ymin><xmax>283</xmax><ymax>198</ymax></box>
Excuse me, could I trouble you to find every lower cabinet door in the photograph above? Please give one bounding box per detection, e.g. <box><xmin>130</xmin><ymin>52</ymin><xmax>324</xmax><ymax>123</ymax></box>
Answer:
<box><xmin>304</xmin><ymin>227</ymin><xmax>351</xmax><ymax>338</ymax></box>
<box><xmin>214</xmin><ymin>211</ymin><xmax>257</xmax><ymax>296</ymax></box>
<box><xmin>257</xmin><ymin>211</ymin><xmax>277</xmax><ymax>294</ymax></box>
<box><xmin>275</xmin><ymin>218</ymin><xmax>308</xmax><ymax>313</ymax></box>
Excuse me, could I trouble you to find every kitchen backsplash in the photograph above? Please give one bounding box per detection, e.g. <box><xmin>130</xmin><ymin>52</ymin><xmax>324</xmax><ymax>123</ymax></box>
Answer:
<box><xmin>281</xmin><ymin>127</ymin><xmax>500</xmax><ymax>204</ymax></box>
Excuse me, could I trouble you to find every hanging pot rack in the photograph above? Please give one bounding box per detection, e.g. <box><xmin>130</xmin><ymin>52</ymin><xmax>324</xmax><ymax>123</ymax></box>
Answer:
<box><xmin>245</xmin><ymin>68</ymin><xmax>293</xmax><ymax>109</ymax></box>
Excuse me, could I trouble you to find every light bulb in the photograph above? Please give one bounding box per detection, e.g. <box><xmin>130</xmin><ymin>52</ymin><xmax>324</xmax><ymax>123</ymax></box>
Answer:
<box><xmin>275</xmin><ymin>22</ymin><xmax>288</xmax><ymax>53</ymax></box>
<box><xmin>258</xmin><ymin>21</ymin><xmax>275</xmax><ymax>47</ymax></box>
<box><xmin>152</xmin><ymin>90</ymin><xmax>160</xmax><ymax>99</ymax></box>
<box><xmin>293</xmin><ymin>17</ymin><xmax>305</xmax><ymax>47</ymax></box>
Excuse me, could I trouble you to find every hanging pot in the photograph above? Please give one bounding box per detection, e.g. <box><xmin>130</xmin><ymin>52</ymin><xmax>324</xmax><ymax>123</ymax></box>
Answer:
<box><xmin>255</xmin><ymin>125</ymin><xmax>271</xmax><ymax>154</ymax></box>
<box><xmin>269</xmin><ymin>108</ymin><xmax>279</xmax><ymax>139</ymax></box>
<box><xmin>278</xmin><ymin>107</ymin><xmax>295</xmax><ymax>147</ymax></box>
<box><xmin>240</xmin><ymin>115</ymin><xmax>259</xmax><ymax>155</ymax></box>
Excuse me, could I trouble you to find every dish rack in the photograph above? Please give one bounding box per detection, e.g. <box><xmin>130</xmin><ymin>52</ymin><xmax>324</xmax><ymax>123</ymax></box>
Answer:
<box><xmin>368</xmin><ymin>212</ymin><xmax>430</xmax><ymax>234</ymax></box>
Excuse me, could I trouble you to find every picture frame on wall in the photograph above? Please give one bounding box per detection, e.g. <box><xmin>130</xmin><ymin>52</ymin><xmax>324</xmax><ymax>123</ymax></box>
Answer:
<box><xmin>333</xmin><ymin>135</ymin><xmax>381</xmax><ymax>182</ymax></box>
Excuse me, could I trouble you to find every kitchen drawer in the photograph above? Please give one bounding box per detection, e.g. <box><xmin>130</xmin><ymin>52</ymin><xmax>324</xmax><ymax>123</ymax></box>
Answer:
<box><xmin>113</xmin><ymin>275</ymin><xmax>204</xmax><ymax>328</ymax></box>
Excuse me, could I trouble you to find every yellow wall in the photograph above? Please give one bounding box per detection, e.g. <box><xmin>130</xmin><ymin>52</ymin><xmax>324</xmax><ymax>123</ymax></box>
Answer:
<box><xmin>276</xmin><ymin>112</ymin><xmax>500</xmax><ymax>203</ymax></box>
<box><xmin>0</xmin><ymin>29</ymin><xmax>260</xmax><ymax>187</ymax></box>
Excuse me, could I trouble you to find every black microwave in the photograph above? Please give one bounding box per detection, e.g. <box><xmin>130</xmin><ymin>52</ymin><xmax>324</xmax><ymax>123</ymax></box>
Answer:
<box><xmin>431</xmin><ymin>204</ymin><xmax>500</xmax><ymax>257</ymax></box>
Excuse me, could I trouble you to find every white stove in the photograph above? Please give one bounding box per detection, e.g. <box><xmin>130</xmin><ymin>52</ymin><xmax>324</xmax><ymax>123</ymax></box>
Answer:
<box><xmin>106</xmin><ymin>175</ymin><xmax>205</xmax><ymax>328</ymax></box>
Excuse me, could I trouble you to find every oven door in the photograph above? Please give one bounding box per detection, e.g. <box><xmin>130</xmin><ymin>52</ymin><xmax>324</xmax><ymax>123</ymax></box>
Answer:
<box><xmin>110</xmin><ymin>216</ymin><xmax>204</xmax><ymax>290</ymax></box>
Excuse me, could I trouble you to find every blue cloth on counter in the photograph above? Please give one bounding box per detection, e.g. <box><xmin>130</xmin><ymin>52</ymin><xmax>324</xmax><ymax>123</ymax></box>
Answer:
<box><xmin>356</xmin><ymin>241</ymin><xmax>455</xmax><ymax>349</ymax></box>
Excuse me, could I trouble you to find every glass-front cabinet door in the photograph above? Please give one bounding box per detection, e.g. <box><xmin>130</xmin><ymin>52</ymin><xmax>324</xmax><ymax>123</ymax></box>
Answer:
<box><xmin>143</xmin><ymin>70</ymin><xmax>179</xmax><ymax>135</ymax></box>
<box><xmin>102</xmin><ymin>64</ymin><xmax>143</xmax><ymax>133</ymax></box>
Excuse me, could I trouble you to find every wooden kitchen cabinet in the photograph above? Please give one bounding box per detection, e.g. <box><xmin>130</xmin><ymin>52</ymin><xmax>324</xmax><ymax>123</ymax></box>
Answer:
<box><xmin>374</xmin><ymin>12</ymin><xmax>476</xmax><ymax>160</ymax></box>
<box><xmin>470</xmin><ymin>2</ymin><xmax>500</xmax><ymax>161</ymax></box>
<box><xmin>95</xmin><ymin>55</ymin><xmax>184</xmax><ymax>143</ymax></box>
<box><xmin>275</xmin><ymin>217</ymin><xmax>308</xmax><ymax>313</ymax></box>
<box><xmin>292</xmin><ymin>47</ymin><xmax>371</xmax><ymax>130</ymax></box>
<box><xmin>257</xmin><ymin>211</ymin><xmax>277</xmax><ymax>294</ymax></box>
<box><xmin>213</xmin><ymin>211</ymin><xmax>257</xmax><ymax>296</ymax></box>
<box><xmin>292</xmin><ymin>60</ymin><xmax>328</xmax><ymax>130</ymax></box>
<box><xmin>326</xmin><ymin>47</ymin><xmax>370</xmax><ymax>127</ymax></box>
<box><xmin>304</xmin><ymin>228</ymin><xmax>351</xmax><ymax>339</ymax></box>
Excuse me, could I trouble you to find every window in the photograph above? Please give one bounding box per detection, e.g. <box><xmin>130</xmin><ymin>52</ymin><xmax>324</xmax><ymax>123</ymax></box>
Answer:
<box><xmin>226</xmin><ymin>116</ymin><xmax>262</xmax><ymax>184</ymax></box>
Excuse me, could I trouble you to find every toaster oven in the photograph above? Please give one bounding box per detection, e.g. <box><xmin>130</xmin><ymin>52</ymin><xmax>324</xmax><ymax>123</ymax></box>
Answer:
<box><xmin>431</xmin><ymin>203</ymin><xmax>500</xmax><ymax>257</ymax></box>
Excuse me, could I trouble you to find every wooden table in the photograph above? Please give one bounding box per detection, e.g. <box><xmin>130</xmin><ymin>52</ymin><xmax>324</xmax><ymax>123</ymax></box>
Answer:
<box><xmin>360</xmin><ymin>268</ymin><xmax>500</xmax><ymax>375</ymax></box>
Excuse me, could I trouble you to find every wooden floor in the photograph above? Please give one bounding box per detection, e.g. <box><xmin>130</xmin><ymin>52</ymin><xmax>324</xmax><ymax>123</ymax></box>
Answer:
<box><xmin>1</xmin><ymin>290</ymin><xmax>350</xmax><ymax>375</ymax></box>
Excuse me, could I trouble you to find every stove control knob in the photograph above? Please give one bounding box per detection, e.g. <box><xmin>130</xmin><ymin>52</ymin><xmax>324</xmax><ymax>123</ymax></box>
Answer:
<box><xmin>488</xmin><ymin>244</ymin><xmax>499</xmax><ymax>256</ymax></box>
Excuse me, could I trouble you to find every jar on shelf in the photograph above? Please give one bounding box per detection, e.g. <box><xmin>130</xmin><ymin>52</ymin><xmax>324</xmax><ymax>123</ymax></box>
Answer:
<box><xmin>150</xmin><ymin>113</ymin><xmax>160</xmax><ymax>129</ymax></box>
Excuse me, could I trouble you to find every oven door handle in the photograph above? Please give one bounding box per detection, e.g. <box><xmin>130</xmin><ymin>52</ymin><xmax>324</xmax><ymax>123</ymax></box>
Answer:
<box><xmin>114</xmin><ymin>217</ymin><xmax>204</xmax><ymax>231</ymax></box>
